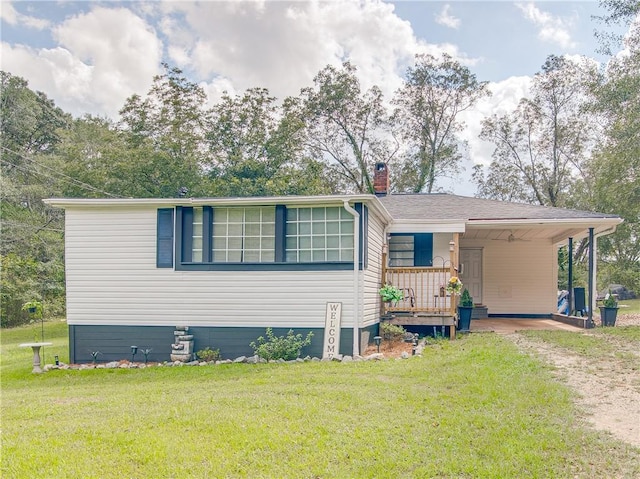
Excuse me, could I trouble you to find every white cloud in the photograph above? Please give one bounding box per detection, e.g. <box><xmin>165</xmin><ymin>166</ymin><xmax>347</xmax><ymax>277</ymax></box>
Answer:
<box><xmin>435</xmin><ymin>4</ymin><xmax>460</xmax><ymax>30</ymax></box>
<box><xmin>458</xmin><ymin>75</ymin><xmax>533</xmax><ymax>168</ymax></box>
<box><xmin>0</xmin><ymin>7</ymin><xmax>162</xmax><ymax>118</ymax></box>
<box><xmin>516</xmin><ymin>2</ymin><xmax>577</xmax><ymax>49</ymax></box>
<box><xmin>158</xmin><ymin>1</ymin><xmax>478</xmax><ymax>104</ymax></box>
<box><xmin>1</xmin><ymin>1</ymin><xmax>484</xmax><ymax>120</ymax></box>
<box><xmin>0</xmin><ymin>1</ymin><xmax>50</xmax><ymax>30</ymax></box>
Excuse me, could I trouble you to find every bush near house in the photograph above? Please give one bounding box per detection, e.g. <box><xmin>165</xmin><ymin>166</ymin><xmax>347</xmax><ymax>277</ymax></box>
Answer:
<box><xmin>250</xmin><ymin>328</ymin><xmax>313</xmax><ymax>361</ymax></box>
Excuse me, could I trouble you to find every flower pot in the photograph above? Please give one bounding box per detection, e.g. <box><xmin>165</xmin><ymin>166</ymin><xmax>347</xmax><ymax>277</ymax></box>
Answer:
<box><xmin>599</xmin><ymin>306</ymin><xmax>618</xmax><ymax>327</ymax></box>
<box><xmin>457</xmin><ymin>306</ymin><xmax>473</xmax><ymax>332</ymax></box>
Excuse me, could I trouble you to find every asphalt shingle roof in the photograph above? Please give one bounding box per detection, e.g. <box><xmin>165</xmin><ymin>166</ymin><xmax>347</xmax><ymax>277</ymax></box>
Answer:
<box><xmin>378</xmin><ymin>194</ymin><xmax>620</xmax><ymax>221</ymax></box>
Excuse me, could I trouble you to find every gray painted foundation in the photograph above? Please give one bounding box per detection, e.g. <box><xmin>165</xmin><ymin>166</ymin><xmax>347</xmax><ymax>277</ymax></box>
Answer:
<box><xmin>69</xmin><ymin>324</ymin><xmax>379</xmax><ymax>364</ymax></box>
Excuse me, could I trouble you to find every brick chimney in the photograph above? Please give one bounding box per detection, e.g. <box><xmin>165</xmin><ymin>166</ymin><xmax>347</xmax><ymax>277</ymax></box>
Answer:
<box><xmin>373</xmin><ymin>162</ymin><xmax>389</xmax><ymax>196</ymax></box>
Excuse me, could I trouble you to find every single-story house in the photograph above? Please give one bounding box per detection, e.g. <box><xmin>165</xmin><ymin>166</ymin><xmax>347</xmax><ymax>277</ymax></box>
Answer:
<box><xmin>44</xmin><ymin>164</ymin><xmax>622</xmax><ymax>363</ymax></box>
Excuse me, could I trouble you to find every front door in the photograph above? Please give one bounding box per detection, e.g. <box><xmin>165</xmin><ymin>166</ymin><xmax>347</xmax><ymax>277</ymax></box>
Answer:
<box><xmin>459</xmin><ymin>248</ymin><xmax>482</xmax><ymax>304</ymax></box>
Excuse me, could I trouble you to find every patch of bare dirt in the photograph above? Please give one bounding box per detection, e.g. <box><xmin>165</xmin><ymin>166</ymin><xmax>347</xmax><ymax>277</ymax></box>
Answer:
<box><xmin>505</xmin><ymin>313</ymin><xmax>640</xmax><ymax>448</ymax></box>
<box><xmin>363</xmin><ymin>340</ymin><xmax>414</xmax><ymax>357</ymax></box>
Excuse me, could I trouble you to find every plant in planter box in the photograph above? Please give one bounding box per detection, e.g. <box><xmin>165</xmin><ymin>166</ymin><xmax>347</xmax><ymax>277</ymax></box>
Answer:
<box><xmin>379</xmin><ymin>284</ymin><xmax>404</xmax><ymax>304</ymax></box>
<box><xmin>457</xmin><ymin>289</ymin><xmax>473</xmax><ymax>332</ymax></box>
<box><xmin>599</xmin><ymin>290</ymin><xmax>618</xmax><ymax>327</ymax></box>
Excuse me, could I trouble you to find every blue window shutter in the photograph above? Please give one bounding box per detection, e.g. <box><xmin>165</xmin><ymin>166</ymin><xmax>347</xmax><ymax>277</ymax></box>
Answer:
<box><xmin>414</xmin><ymin>233</ymin><xmax>433</xmax><ymax>266</ymax></box>
<box><xmin>203</xmin><ymin>206</ymin><xmax>213</xmax><ymax>263</ymax></box>
<box><xmin>157</xmin><ymin>208</ymin><xmax>174</xmax><ymax>268</ymax></box>
<box><xmin>181</xmin><ymin>207</ymin><xmax>194</xmax><ymax>263</ymax></box>
<box><xmin>275</xmin><ymin>205</ymin><xmax>286</xmax><ymax>263</ymax></box>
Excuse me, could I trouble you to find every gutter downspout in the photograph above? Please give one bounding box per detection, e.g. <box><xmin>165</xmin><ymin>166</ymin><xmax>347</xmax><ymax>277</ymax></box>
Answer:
<box><xmin>343</xmin><ymin>201</ymin><xmax>360</xmax><ymax>357</ymax></box>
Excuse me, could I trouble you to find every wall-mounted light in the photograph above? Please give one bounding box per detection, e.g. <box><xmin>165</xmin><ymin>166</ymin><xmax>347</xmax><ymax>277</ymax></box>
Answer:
<box><xmin>449</xmin><ymin>241</ymin><xmax>455</xmax><ymax>252</ymax></box>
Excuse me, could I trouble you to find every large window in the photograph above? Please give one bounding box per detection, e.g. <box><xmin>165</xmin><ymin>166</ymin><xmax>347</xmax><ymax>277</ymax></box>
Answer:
<box><xmin>211</xmin><ymin>207</ymin><xmax>275</xmax><ymax>262</ymax></box>
<box><xmin>169</xmin><ymin>204</ymin><xmax>365</xmax><ymax>271</ymax></box>
<box><xmin>286</xmin><ymin>207</ymin><xmax>354</xmax><ymax>262</ymax></box>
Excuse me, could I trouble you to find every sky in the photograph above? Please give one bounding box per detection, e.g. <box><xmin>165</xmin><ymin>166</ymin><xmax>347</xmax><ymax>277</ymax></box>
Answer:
<box><xmin>0</xmin><ymin>0</ymin><xmax>629</xmax><ymax>194</ymax></box>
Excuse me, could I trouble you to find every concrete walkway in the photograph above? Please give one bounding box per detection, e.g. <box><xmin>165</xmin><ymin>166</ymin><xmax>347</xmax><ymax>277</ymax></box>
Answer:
<box><xmin>470</xmin><ymin>318</ymin><xmax>583</xmax><ymax>334</ymax></box>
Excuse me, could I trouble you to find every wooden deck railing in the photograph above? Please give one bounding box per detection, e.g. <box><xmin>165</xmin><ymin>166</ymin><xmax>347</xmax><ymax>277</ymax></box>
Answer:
<box><xmin>382</xmin><ymin>266</ymin><xmax>455</xmax><ymax>315</ymax></box>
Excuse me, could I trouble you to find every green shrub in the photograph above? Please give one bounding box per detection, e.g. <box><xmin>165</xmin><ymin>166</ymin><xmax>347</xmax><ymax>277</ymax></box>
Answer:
<box><xmin>380</xmin><ymin>322</ymin><xmax>406</xmax><ymax>342</ymax></box>
<box><xmin>196</xmin><ymin>347</ymin><xmax>221</xmax><ymax>362</ymax></box>
<box><xmin>250</xmin><ymin>328</ymin><xmax>313</xmax><ymax>361</ymax></box>
<box><xmin>379</xmin><ymin>284</ymin><xmax>404</xmax><ymax>303</ymax></box>
<box><xmin>460</xmin><ymin>289</ymin><xmax>473</xmax><ymax>307</ymax></box>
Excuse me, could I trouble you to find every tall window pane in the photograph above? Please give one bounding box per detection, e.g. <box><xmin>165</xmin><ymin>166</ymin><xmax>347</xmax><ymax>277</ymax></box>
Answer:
<box><xmin>286</xmin><ymin>206</ymin><xmax>354</xmax><ymax>263</ymax></box>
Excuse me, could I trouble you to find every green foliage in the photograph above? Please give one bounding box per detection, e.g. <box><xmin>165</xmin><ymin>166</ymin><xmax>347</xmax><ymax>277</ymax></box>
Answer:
<box><xmin>477</xmin><ymin>55</ymin><xmax>597</xmax><ymax>207</ymax></box>
<box><xmin>297</xmin><ymin>61</ymin><xmax>391</xmax><ymax>194</ymax></box>
<box><xmin>460</xmin><ymin>289</ymin><xmax>473</xmax><ymax>307</ymax></box>
<box><xmin>196</xmin><ymin>347</ymin><xmax>221</xmax><ymax>362</ymax></box>
<box><xmin>21</xmin><ymin>300</ymin><xmax>43</xmax><ymax>318</ymax></box>
<box><xmin>378</xmin><ymin>284</ymin><xmax>404</xmax><ymax>303</ymax></box>
<box><xmin>380</xmin><ymin>322</ymin><xmax>406</xmax><ymax>342</ymax></box>
<box><xmin>250</xmin><ymin>328</ymin><xmax>313</xmax><ymax>361</ymax></box>
<box><xmin>602</xmin><ymin>290</ymin><xmax>618</xmax><ymax>308</ymax></box>
<box><xmin>392</xmin><ymin>53</ymin><xmax>490</xmax><ymax>193</ymax></box>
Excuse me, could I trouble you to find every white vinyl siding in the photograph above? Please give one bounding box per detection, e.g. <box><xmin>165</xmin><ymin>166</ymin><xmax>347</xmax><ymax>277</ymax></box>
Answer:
<box><xmin>362</xmin><ymin>212</ymin><xmax>386</xmax><ymax>328</ymax></box>
<box><xmin>460</xmin><ymin>238</ymin><xmax>557</xmax><ymax>314</ymax></box>
<box><xmin>63</xmin><ymin>207</ymin><xmax>358</xmax><ymax>328</ymax></box>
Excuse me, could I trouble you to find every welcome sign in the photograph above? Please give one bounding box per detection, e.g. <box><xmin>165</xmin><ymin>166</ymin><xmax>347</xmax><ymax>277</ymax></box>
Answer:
<box><xmin>322</xmin><ymin>302</ymin><xmax>342</xmax><ymax>359</ymax></box>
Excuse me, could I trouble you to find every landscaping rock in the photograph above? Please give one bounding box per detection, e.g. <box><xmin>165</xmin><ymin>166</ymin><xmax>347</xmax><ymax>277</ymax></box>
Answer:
<box><xmin>365</xmin><ymin>353</ymin><xmax>384</xmax><ymax>361</ymax></box>
<box><xmin>234</xmin><ymin>356</ymin><xmax>247</xmax><ymax>363</ymax></box>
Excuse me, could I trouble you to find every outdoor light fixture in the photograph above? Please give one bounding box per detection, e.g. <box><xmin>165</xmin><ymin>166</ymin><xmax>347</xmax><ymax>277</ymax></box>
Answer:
<box><xmin>141</xmin><ymin>348</ymin><xmax>152</xmax><ymax>364</ymax></box>
<box><xmin>130</xmin><ymin>345</ymin><xmax>138</xmax><ymax>362</ymax></box>
<box><xmin>449</xmin><ymin>241</ymin><xmax>455</xmax><ymax>252</ymax></box>
<box><xmin>374</xmin><ymin>336</ymin><xmax>382</xmax><ymax>353</ymax></box>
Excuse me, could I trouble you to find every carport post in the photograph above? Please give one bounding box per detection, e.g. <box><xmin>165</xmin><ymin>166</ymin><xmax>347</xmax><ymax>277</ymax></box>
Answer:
<box><xmin>587</xmin><ymin>228</ymin><xmax>594</xmax><ymax>327</ymax></box>
<box><xmin>568</xmin><ymin>237</ymin><xmax>573</xmax><ymax>315</ymax></box>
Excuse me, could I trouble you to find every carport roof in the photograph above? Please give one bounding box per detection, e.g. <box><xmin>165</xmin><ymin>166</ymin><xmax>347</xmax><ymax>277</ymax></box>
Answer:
<box><xmin>378</xmin><ymin>194</ymin><xmax>621</xmax><ymax>222</ymax></box>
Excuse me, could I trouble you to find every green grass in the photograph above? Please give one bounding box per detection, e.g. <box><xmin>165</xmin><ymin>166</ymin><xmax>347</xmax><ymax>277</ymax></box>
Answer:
<box><xmin>619</xmin><ymin>298</ymin><xmax>640</xmax><ymax>314</ymax></box>
<box><xmin>521</xmin><ymin>327</ymin><xmax>640</xmax><ymax>364</ymax></box>
<box><xmin>2</xmin><ymin>322</ymin><xmax>639</xmax><ymax>478</ymax></box>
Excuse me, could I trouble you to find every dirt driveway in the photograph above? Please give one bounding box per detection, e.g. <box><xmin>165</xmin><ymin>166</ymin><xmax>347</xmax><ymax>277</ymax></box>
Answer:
<box><xmin>493</xmin><ymin>315</ymin><xmax>640</xmax><ymax>448</ymax></box>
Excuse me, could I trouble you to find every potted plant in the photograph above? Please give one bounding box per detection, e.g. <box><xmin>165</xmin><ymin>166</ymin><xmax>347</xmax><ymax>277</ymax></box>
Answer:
<box><xmin>22</xmin><ymin>300</ymin><xmax>44</xmax><ymax>342</ymax></box>
<box><xmin>22</xmin><ymin>300</ymin><xmax>43</xmax><ymax>318</ymax></box>
<box><xmin>599</xmin><ymin>290</ymin><xmax>618</xmax><ymax>327</ymax></box>
<box><xmin>457</xmin><ymin>288</ymin><xmax>474</xmax><ymax>332</ymax></box>
<box><xmin>379</xmin><ymin>284</ymin><xmax>404</xmax><ymax>304</ymax></box>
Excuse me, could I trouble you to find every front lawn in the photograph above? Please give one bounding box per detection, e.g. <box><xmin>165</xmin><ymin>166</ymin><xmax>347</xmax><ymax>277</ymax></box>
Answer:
<box><xmin>2</xmin><ymin>321</ymin><xmax>639</xmax><ymax>478</ymax></box>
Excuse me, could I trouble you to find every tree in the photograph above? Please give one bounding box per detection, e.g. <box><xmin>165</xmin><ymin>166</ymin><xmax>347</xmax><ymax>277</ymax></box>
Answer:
<box><xmin>392</xmin><ymin>53</ymin><xmax>490</xmax><ymax>193</ymax></box>
<box><xmin>585</xmin><ymin>0</ymin><xmax>640</xmax><ymax>291</ymax></box>
<box><xmin>206</xmin><ymin>88</ymin><xmax>328</xmax><ymax>197</ymax></box>
<box><xmin>296</xmin><ymin>62</ymin><xmax>394</xmax><ymax>194</ymax></box>
<box><xmin>118</xmin><ymin>64</ymin><xmax>209</xmax><ymax>197</ymax></box>
<box><xmin>0</xmin><ymin>72</ymin><xmax>70</xmax><ymax>324</ymax></box>
<box><xmin>476</xmin><ymin>55</ymin><xmax>598</xmax><ymax>207</ymax></box>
